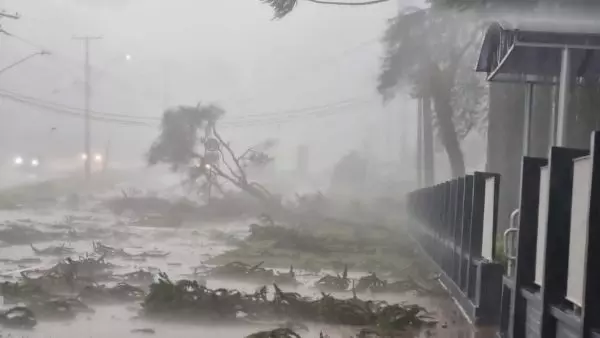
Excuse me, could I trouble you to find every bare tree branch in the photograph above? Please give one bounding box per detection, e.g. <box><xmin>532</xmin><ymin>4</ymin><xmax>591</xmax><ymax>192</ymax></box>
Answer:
<box><xmin>218</xmin><ymin>148</ymin><xmax>243</xmax><ymax>181</ymax></box>
<box><xmin>212</xmin><ymin>124</ymin><xmax>248</xmax><ymax>183</ymax></box>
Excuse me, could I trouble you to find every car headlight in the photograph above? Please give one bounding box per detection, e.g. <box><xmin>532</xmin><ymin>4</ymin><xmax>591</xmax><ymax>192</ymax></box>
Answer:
<box><xmin>14</xmin><ymin>156</ymin><xmax>23</xmax><ymax>165</ymax></box>
<box><xmin>94</xmin><ymin>154</ymin><xmax>103</xmax><ymax>162</ymax></box>
<box><xmin>31</xmin><ymin>158</ymin><xmax>40</xmax><ymax>167</ymax></box>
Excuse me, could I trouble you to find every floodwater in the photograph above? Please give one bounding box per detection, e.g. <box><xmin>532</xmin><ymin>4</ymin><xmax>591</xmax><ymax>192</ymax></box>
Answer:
<box><xmin>0</xmin><ymin>191</ymin><xmax>492</xmax><ymax>337</ymax></box>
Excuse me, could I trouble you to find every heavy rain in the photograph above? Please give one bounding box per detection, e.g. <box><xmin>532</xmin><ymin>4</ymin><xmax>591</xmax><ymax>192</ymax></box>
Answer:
<box><xmin>0</xmin><ymin>0</ymin><xmax>599</xmax><ymax>337</ymax></box>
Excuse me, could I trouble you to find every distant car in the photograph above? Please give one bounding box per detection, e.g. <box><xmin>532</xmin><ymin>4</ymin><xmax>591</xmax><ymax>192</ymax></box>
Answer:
<box><xmin>12</xmin><ymin>154</ymin><xmax>42</xmax><ymax>172</ymax></box>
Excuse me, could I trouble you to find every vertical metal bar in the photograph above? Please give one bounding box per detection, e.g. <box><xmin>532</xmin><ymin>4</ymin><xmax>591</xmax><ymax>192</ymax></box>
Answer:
<box><xmin>582</xmin><ymin>132</ymin><xmax>600</xmax><ymax>337</ymax></box>
<box><xmin>549</xmin><ymin>81</ymin><xmax>558</xmax><ymax>148</ymax></box>
<box><xmin>417</xmin><ymin>97</ymin><xmax>423</xmax><ymax>188</ymax></box>
<box><xmin>524</xmin><ymin>83</ymin><xmax>534</xmax><ymax>156</ymax></box>
<box><xmin>557</xmin><ymin>48</ymin><xmax>571</xmax><ymax>147</ymax></box>
<box><xmin>84</xmin><ymin>38</ymin><xmax>91</xmax><ymax>181</ymax></box>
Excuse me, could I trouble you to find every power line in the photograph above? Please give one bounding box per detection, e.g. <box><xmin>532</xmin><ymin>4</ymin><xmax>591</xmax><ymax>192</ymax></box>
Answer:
<box><xmin>0</xmin><ymin>88</ymin><xmax>161</xmax><ymax>120</ymax></box>
<box><xmin>0</xmin><ymin>87</ymin><xmax>375</xmax><ymax>124</ymax></box>
<box><xmin>222</xmin><ymin>98</ymin><xmax>361</xmax><ymax>121</ymax></box>
<box><xmin>0</xmin><ymin>88</ymin><xmax>376</xmax><ymax>130</ymax></box>
<box><xmin>0</xmin><ymin>91</ymin><xmax>154</xmax><ymax>126</ymax></box>
<box><xmin>1</xmin><ymin>28</ymin><xmax>381</xmax><ymax>111</ymax></box>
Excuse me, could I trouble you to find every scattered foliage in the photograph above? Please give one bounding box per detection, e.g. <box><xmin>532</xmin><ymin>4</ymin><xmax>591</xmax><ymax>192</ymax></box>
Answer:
<box><xmin>246</xmin><ymin>328</ymin><xmax>301</xmax><ymax>338</ymax></box>
<box><xmin>0</xmin><ymin>306</ymin><xmax>37</xmax><ymax>328</ymax></box>
<box><xmin>142</xmin><ymin>273</ymin><xmax>435</xmax><ymax>332</ymax></box>
<box><xmin>142</xmin><ymin>273</ymin><xmax>274</xmax><ymax>321</ymax></box>
<box><xmin>20</xmin><ymin>256</ymin><xmax>114</xmax><ymax>293</ymax></box>
<box><xmin>314</xmin><ymin>265</ymin><xmax>350</xmax><ymax>292</ymax></box>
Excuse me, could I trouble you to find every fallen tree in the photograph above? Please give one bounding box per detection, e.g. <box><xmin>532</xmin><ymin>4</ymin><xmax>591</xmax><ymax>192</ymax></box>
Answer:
<box><xmin>147</xmin><ymin>103</ymin><xmax>278</xmax><ymax>205</ymax></box>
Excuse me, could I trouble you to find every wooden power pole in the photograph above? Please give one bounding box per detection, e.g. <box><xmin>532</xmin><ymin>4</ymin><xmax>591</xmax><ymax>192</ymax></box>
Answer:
<box><xmin>73</xmin><ymin>35</ymin><xmax>102</xmax><ymax>181</ymax></box>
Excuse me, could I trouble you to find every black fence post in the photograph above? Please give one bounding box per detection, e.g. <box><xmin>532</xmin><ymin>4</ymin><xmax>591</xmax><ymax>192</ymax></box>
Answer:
<box><xmin>474</xmin><ymin>172</ymin><xmax>503</xmax><ymax>325</ymax></box>
<box><xmin>539</xmin><ymin>147</ymin><xmax>588</xmax><ymax>338</ymax></box>
<box><xmin>460</xmin><ymin>175</ymin><xmax>474</xmax><ymax>292</ymax></box>
<box><xmin>509</xmin><ymin>157</ymin><xmax>548</xmax><ymax>338</ymax></box>
<box><xmin>582</xmin><ymin>131</ymin><xmax>600</xmax><ymax>338</ymax></box>
<box><xmin>443</xmin><ymin>181</ymin><xmax>451</xmax><ymax>274</ymax></box>
<box><xmin>408</xmin><ymin>171</ymin><xmax>502</xmax><ymax>326</ymax></box>
<box><xmin>468</xmin><ymin>173</ymin><xmax>485</xmax><ymax>300</ymax></box>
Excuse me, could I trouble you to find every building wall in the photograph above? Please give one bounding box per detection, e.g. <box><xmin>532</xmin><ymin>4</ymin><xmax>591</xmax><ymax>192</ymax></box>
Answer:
<box><xmin>487</xmin><ymin>83</ymin><xmax>525</xmax><ymax>232</ymax></box>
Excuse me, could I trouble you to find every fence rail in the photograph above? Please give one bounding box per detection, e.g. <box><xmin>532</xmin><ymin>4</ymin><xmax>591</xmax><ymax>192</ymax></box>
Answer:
<box><xmin>408</xmin><ymin>131</ymin><xmax>600</xmax><ymax>338</ymax></box>
<box><xmin>408</xmin><ymin>172</ymin><xmax>503</xmax><ymax>325</ymax></box>
<box><xmin>496</xmin><ymin>131</ymin><xmax>600</xmax><ymax>338</ymax></box>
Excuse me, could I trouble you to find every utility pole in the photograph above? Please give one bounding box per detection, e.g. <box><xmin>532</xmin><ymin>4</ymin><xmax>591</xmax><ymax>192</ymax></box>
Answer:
<box><xmin>73</xmin><ymin>35</ymin><xmax>102</xmax><ymax>181</ymax></box>
<box><xmin>422</xmin><ymin>96</ymin><xmax>434</xmax><ymax>186</ymax></box>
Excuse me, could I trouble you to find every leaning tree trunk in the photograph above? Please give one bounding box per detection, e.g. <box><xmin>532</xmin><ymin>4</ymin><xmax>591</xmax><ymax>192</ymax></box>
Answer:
<box><xmin>430</xmin><ymin>80</ymin><xmax>466</xmax><ymax>178</ymax></box>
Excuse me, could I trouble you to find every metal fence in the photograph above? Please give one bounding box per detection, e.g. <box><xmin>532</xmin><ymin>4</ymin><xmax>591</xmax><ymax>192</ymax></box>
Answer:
<box><xmin>409</xmin><ymin>130</ymin><xmax>600</xmax><ymax>337</ymax></box>
<box><xmin>497</xmin><ymin>131</ymin><xmax>600</xmax><ymax>338</ymax></box>
<box><xmin>407</xmin><ymin>171</ymin><xmax>504</xmax><ymax>325</ymax></box>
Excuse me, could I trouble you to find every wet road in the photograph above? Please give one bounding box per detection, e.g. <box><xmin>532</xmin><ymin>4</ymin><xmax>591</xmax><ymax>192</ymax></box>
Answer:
<box><xmin>0</xmin><ymin>192</ymin><xmax>494</xmax><ymax>337</ymax></box>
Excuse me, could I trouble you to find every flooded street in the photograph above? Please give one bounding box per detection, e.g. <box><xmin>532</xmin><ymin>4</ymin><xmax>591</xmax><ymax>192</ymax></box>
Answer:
<box><xmin>0</xmin><ymin>189</ymin><xmax>490</xmax><ymax>338</ymax></box>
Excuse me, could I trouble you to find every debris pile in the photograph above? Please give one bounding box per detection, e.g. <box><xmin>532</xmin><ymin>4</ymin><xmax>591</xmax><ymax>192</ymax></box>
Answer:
<box><xmin>142</xmin><ymin>273</ymin><xmax>436</xmax><ymax>333</ymax></box>
<box><xmin>314</xmin><ymin>265</ymin><xmax>350</xmax><ymax>292</ymax></box>
<box><xmin>0</xmin><ymin>306</ymin><xmax>37</xmax><ymax>329</ymax></box>
<box><xmin>143</xmin><ymin>273</ymin><xmax>274</xmax><ymax>321</ymax></box>
<box><xmin>19</xmin><ymin>255</ymin><xmax>114</xmax><ymax>293</ymax></box>
<box><xmin>246</xmin><ymin>328</ymin><xmax>301</xmax><ymax>338</ymax></box>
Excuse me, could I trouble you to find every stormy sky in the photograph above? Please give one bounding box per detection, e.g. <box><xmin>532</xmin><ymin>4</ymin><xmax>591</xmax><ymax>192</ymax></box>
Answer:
<box><xmin>0</xmin><ymin>0</ymin><xmax>421</xmax><ymax>174</ymax></box>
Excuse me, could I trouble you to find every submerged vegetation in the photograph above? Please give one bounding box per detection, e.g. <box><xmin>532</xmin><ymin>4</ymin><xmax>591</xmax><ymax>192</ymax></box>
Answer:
<box><xmin>143</xmin><ymin>273</ymin><xmax>436</xmax><ymax>332</ymax></box>
<box><xmin>0</xmin><ymin>209</ymin><xmax>445</xmax><ymax>336</ymax></box>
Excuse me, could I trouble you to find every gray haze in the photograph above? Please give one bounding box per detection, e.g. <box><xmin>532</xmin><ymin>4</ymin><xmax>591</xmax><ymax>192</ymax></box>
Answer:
<box><xmin>0</xmin><ymin>0</ymin><xmax>428</xmax><ymax>178</ymax></box>
<box><xmin>0</xmin><ymin>0</ymin><xmax>492</xmax><ymax>192</ymax></box>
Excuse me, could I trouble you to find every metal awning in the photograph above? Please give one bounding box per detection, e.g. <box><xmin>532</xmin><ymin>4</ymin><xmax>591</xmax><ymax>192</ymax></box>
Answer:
<box><xmin>476</xmin><ymin>21</ymin><xmax>600</xmax><ymax>84</ymax></box>
<box><xmin>476</xmin><ymin>20</ymin><xmax>600</xmax><ymax>148</ymax></box>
